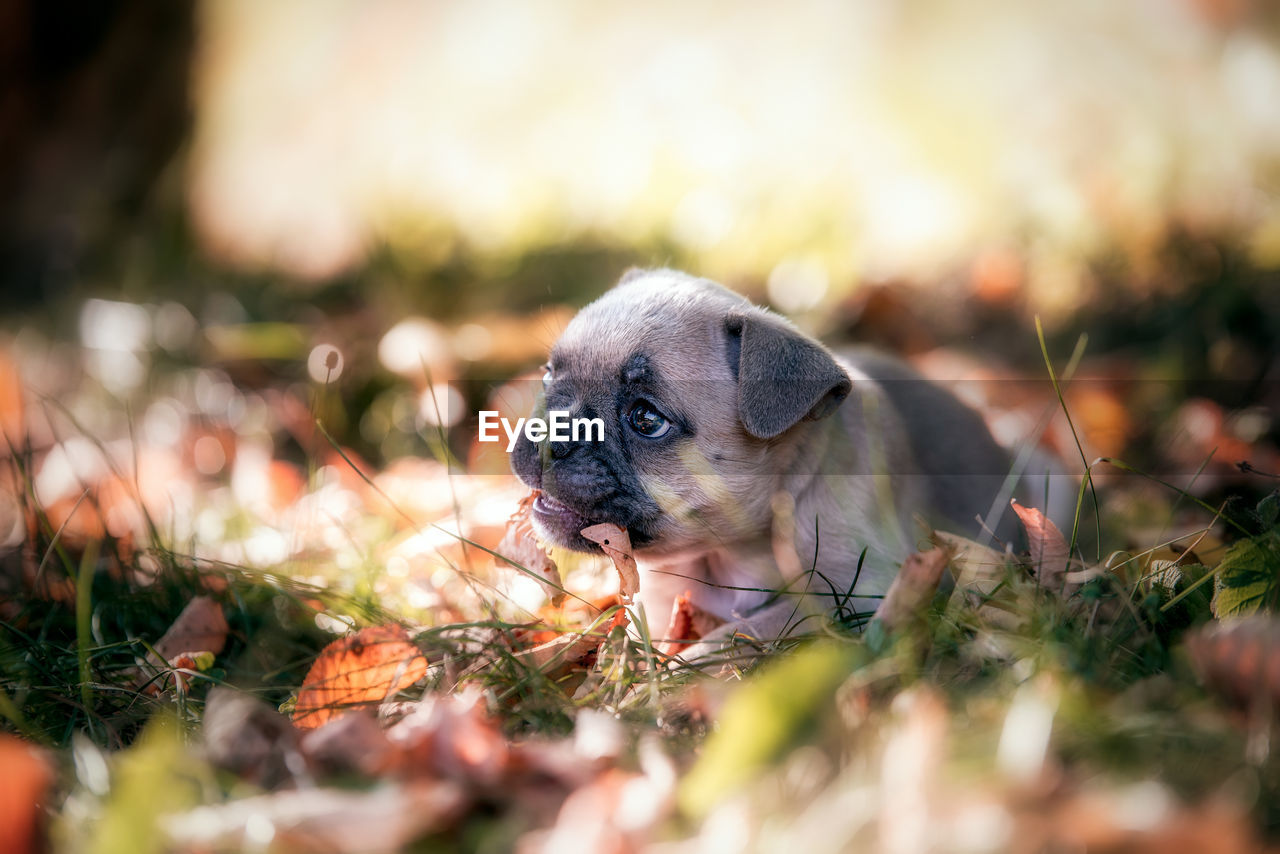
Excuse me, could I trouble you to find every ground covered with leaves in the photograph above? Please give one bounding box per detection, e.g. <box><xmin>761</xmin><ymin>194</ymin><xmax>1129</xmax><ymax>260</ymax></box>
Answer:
<box><xmin>2</xmin><ymin>261</ymin><xmax>1280</xmax><ymax>854</ymax></box>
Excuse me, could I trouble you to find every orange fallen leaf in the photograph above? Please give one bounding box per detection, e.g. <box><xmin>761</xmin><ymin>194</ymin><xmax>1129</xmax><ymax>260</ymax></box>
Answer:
<box><xmin>1011</xmin><ymin>499</ymin><xmax>1069</xmax><ymax>589</ymax></box>
<box><xmin>0</xmin><ymin>734</ymin><xmax>54</xmax><ymax>854</ymax></box>
<box><xmin>579</xmin><ymin>523</ymin><xmax>639</xmax><ymax>603</ymax></box>
<box><xmin>0</xmin><ymin>348</ymin><xmax>24</xmax><ymax>451</ymax></box>
<box><xmin>498</xmin><ymin>492</ymin><xmax>564</xmax><ymax>605</ymax></box>
<box><xmin>293</xmin><ymin>624</ymin><xmax>429</xmax><ymax>730</ymax></box>
<box><xmin>659</xmin><ymin>590</ymin><xmax>718</xmax><ymax>657</ymax></box>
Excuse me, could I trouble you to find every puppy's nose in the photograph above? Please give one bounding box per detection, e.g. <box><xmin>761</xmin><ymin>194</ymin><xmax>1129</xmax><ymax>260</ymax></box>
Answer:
<box><xmin>548</xmin><ymin>438</ymin><xmax>578</xmax><ymax>460</ymax></box>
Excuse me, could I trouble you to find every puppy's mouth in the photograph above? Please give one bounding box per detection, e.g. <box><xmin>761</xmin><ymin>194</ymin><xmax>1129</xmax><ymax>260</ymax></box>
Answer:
<box><xmin>530</xmin><ymin>490</ymin><xmax>652</xmax><ymax>552</ymax></box>
<box><xmin>531</xmin><ymin>491</ymin><xmax>591</xmax><ymax>528</ymax></box>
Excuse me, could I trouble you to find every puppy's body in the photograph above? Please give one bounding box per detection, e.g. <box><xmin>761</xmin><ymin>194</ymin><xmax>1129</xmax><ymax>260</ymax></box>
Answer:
<box><xmin>512</xmin><ymin>270</ymin><xmax>1067</xmax><ymax>653</ymax></box>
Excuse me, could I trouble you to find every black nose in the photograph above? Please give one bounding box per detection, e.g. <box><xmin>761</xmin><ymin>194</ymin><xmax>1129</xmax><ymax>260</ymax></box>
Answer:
<box><xmin>548</xmin><ymin>438</ymin><xmax>578</xmax><ymax>460</ymax></box>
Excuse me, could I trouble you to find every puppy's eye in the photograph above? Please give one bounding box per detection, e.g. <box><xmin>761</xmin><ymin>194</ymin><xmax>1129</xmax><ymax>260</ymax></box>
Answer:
<box><xmin>627</xmin><ymin>401</ymin><xmax>671</xmax><ymax>438</ymax></box>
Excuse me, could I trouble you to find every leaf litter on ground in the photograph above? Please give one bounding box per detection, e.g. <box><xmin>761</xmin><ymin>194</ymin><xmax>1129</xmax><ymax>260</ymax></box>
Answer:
<box><xmin>5</xmin><ymin>321</ymin><xmax>1280</xmax><ymax>852</ymax></box>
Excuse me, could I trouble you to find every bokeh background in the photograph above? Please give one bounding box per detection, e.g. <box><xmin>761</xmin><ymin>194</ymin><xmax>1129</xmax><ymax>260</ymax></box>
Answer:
<box><xmin>2</xmin><ymin>0</ymin><xmax>1279</xmax><ymax>562</ymax></box>
<box><xmin>5</xmin><ymin>6</ymin><xmax>1280</xmax><ymax>850</ymax></box>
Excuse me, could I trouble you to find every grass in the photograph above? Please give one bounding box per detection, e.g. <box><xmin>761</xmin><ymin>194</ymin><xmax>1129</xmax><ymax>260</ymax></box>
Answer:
<box><xmin>2</xmin><ymin>329</ymin><xmax>1280</xmax><ymax>852</ymax></box>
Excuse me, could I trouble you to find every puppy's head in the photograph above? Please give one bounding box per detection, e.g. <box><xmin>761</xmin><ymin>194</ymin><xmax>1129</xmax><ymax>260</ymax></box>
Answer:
<box><xmin>511</xmin><ymin>269</ymin><xmax>851</xmax><ymax>555</ymax></box>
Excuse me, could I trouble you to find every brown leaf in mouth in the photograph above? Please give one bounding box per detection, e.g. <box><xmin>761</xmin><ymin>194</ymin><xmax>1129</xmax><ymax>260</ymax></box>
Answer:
<box><xmin>579</xmin><ymin>522</ymin><xmax>640</xmax><ymax>603</ymax></box>
<box><xmin>498</xmin><ymin>490</ymin><xmax>565</xmax><ymax>606</ymax></box>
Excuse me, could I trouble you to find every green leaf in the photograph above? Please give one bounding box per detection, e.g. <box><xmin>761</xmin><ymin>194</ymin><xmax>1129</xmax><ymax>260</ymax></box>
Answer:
<box><xmin>1211</xmin><ymin>532</ymin><xmax>1280</xmax><ymax>619</ymax></box>
<box><xmin>678</xmin><ymin>641</ymin><xmax>863</xmax><ymax>817</ymax></box>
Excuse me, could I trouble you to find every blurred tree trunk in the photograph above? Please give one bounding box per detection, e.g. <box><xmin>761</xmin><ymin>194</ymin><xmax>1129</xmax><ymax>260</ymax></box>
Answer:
<box><xmin>0</xmin><ymin>0</ymin><xmax>194</xmax><ymax>307</ymax></box>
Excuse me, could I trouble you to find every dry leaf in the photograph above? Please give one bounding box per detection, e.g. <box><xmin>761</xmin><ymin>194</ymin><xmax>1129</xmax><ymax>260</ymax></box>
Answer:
<box><xmin>165</xmin><ymin>652</ymin><xmax>216</xmax><ymax>694</ymax></box>
<box><xmin>531</xmin><ymin>735</ymin><xmax>678</xmax><ymax>854</ymax></box>
<box><xmin>1186</xmin><ymin>617</ymin><xmax>1280</xmax><ymax>715</ymax></box>
<box><xmin>300</xmin><ymin>711</ymin><xmax>394</xmax><ymax>777</ymax></box>
<box><xmin>516</xmin><ymin>631</ymin><xmax>607</xmax><ymax>673</ymax></box>
<box><xmin>661</xmin><ymin>592</ymin><xmax>697</xmax><ymax>657</ymax></box>
<box><xmin>0</xmin><ymin>734</ymin><xmax>53</xmax><ymax>854</ymax></box>
<box><xmin>0</xmin><ymin>348</ymin><xmax>24</xmax><ymax>451</ymax></box>
<box><xmin>203</xmin><ymin>687</ymin><xmax>303</xmax><ymax>789</ymax></box>
<box><xmin>658</xmin><ymin>590</ymin><xmax>721</xmax><ymax>657</ymax></box>
<box><xmin>579</xmin><ymin>523</ymin><xmax>639</xmax><ymax>602</ymax></box>
<box><xmin>387</xmin><ymin>688</ymin><xmax>510</xmax><ymax>786</ymax></box>
<box><xmin>1011</xmin><ymin>499</ymin><xmax>1069</xmax><ymax>589</ymax></box>
<box><xmin>873</xmin><ymin>548</ymin><xmax>950</xmax><ymax>631</ymax></box>
<box><xmin>137</xmin><ymin>596</ymin><xmax>229</xmax><ymax>690</ymax></box>
<box><xmin>498</xmin><ymin>491</ymin><xmax>564</xmax><ymax>605</ymax></box>
<box><xmin>163</xmin><ymin>782</ymin><xmax>466</xmax><ymax>853</ymax></box>
<box><xmin>931</xmin><ymin>530</ymin><xmax>1026</xmax><ymax>630</ymax></box>
<box><xmin>1034</xmin><ymin>787</ymin><xmax>1265</xmax><ymax>854</ymax></box>
<box><xmin>153</xmin><ymin>596</ymin><xmax>229</xmax><ymax>661</ymax></box>
<box><xmin>514</xmin><ymin>598</ymin><xmax>632</xmax><ymax>676</ymax></box>
<box><xmin>293</xmin><ymin>624</ymin><xmax>429</xmax><ymax>730</ymax></box>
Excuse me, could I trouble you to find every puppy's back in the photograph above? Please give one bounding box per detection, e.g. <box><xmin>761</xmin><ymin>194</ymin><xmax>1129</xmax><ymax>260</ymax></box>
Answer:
<box><xmin>841</xmin><ymin>348</ymin><xmax>1024</xmax><ymax>545</ymax></box>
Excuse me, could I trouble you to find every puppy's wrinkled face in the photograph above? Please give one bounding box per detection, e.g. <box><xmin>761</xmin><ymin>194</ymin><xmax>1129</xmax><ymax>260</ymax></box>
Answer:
<box><xmin>511</xmin><ymin>271</ymin><xmax>778</xmax><ymax>556</ymax></box>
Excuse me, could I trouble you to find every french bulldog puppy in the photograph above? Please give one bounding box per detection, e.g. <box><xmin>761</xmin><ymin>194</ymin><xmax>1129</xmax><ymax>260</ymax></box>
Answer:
<box><xmin>511</xmin><ymin>268</ymin><xmax>1070</xmax><ymax>658</ymax></box>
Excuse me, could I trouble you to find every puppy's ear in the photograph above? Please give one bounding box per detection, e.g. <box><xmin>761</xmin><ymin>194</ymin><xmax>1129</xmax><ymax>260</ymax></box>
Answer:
<box><xmin>725</xmin><ymin>310</ymin><xmax>852</xmax><ymax>439</ymax></box>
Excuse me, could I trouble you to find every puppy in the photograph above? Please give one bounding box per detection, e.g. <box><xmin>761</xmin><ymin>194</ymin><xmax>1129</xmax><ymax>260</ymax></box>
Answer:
<box><xmin>511</xmin><ymin>269</ymin><xmax>1070</xmax><ymax>657</ymax></box>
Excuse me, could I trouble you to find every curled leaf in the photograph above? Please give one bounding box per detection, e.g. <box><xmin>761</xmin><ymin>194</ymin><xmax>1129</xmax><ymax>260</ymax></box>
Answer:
<box><xmin>580</xmin><ymin>523</ymin><xmax>639</xmax><ymax>603</ymax></box>
<box><xmin>1012</xmin><ymin>499</ymin><xmax>1069</xmax><ymax>589</ymax></box>
<box><xmin>932</xmin><ymin>530</ymin><xmax>1025</xmax><ymax>630</ymax></box>
<box><xmin>498</xmin><ymin>491</ymin><xmax>564</xmax><ymax>606</ymax></box>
